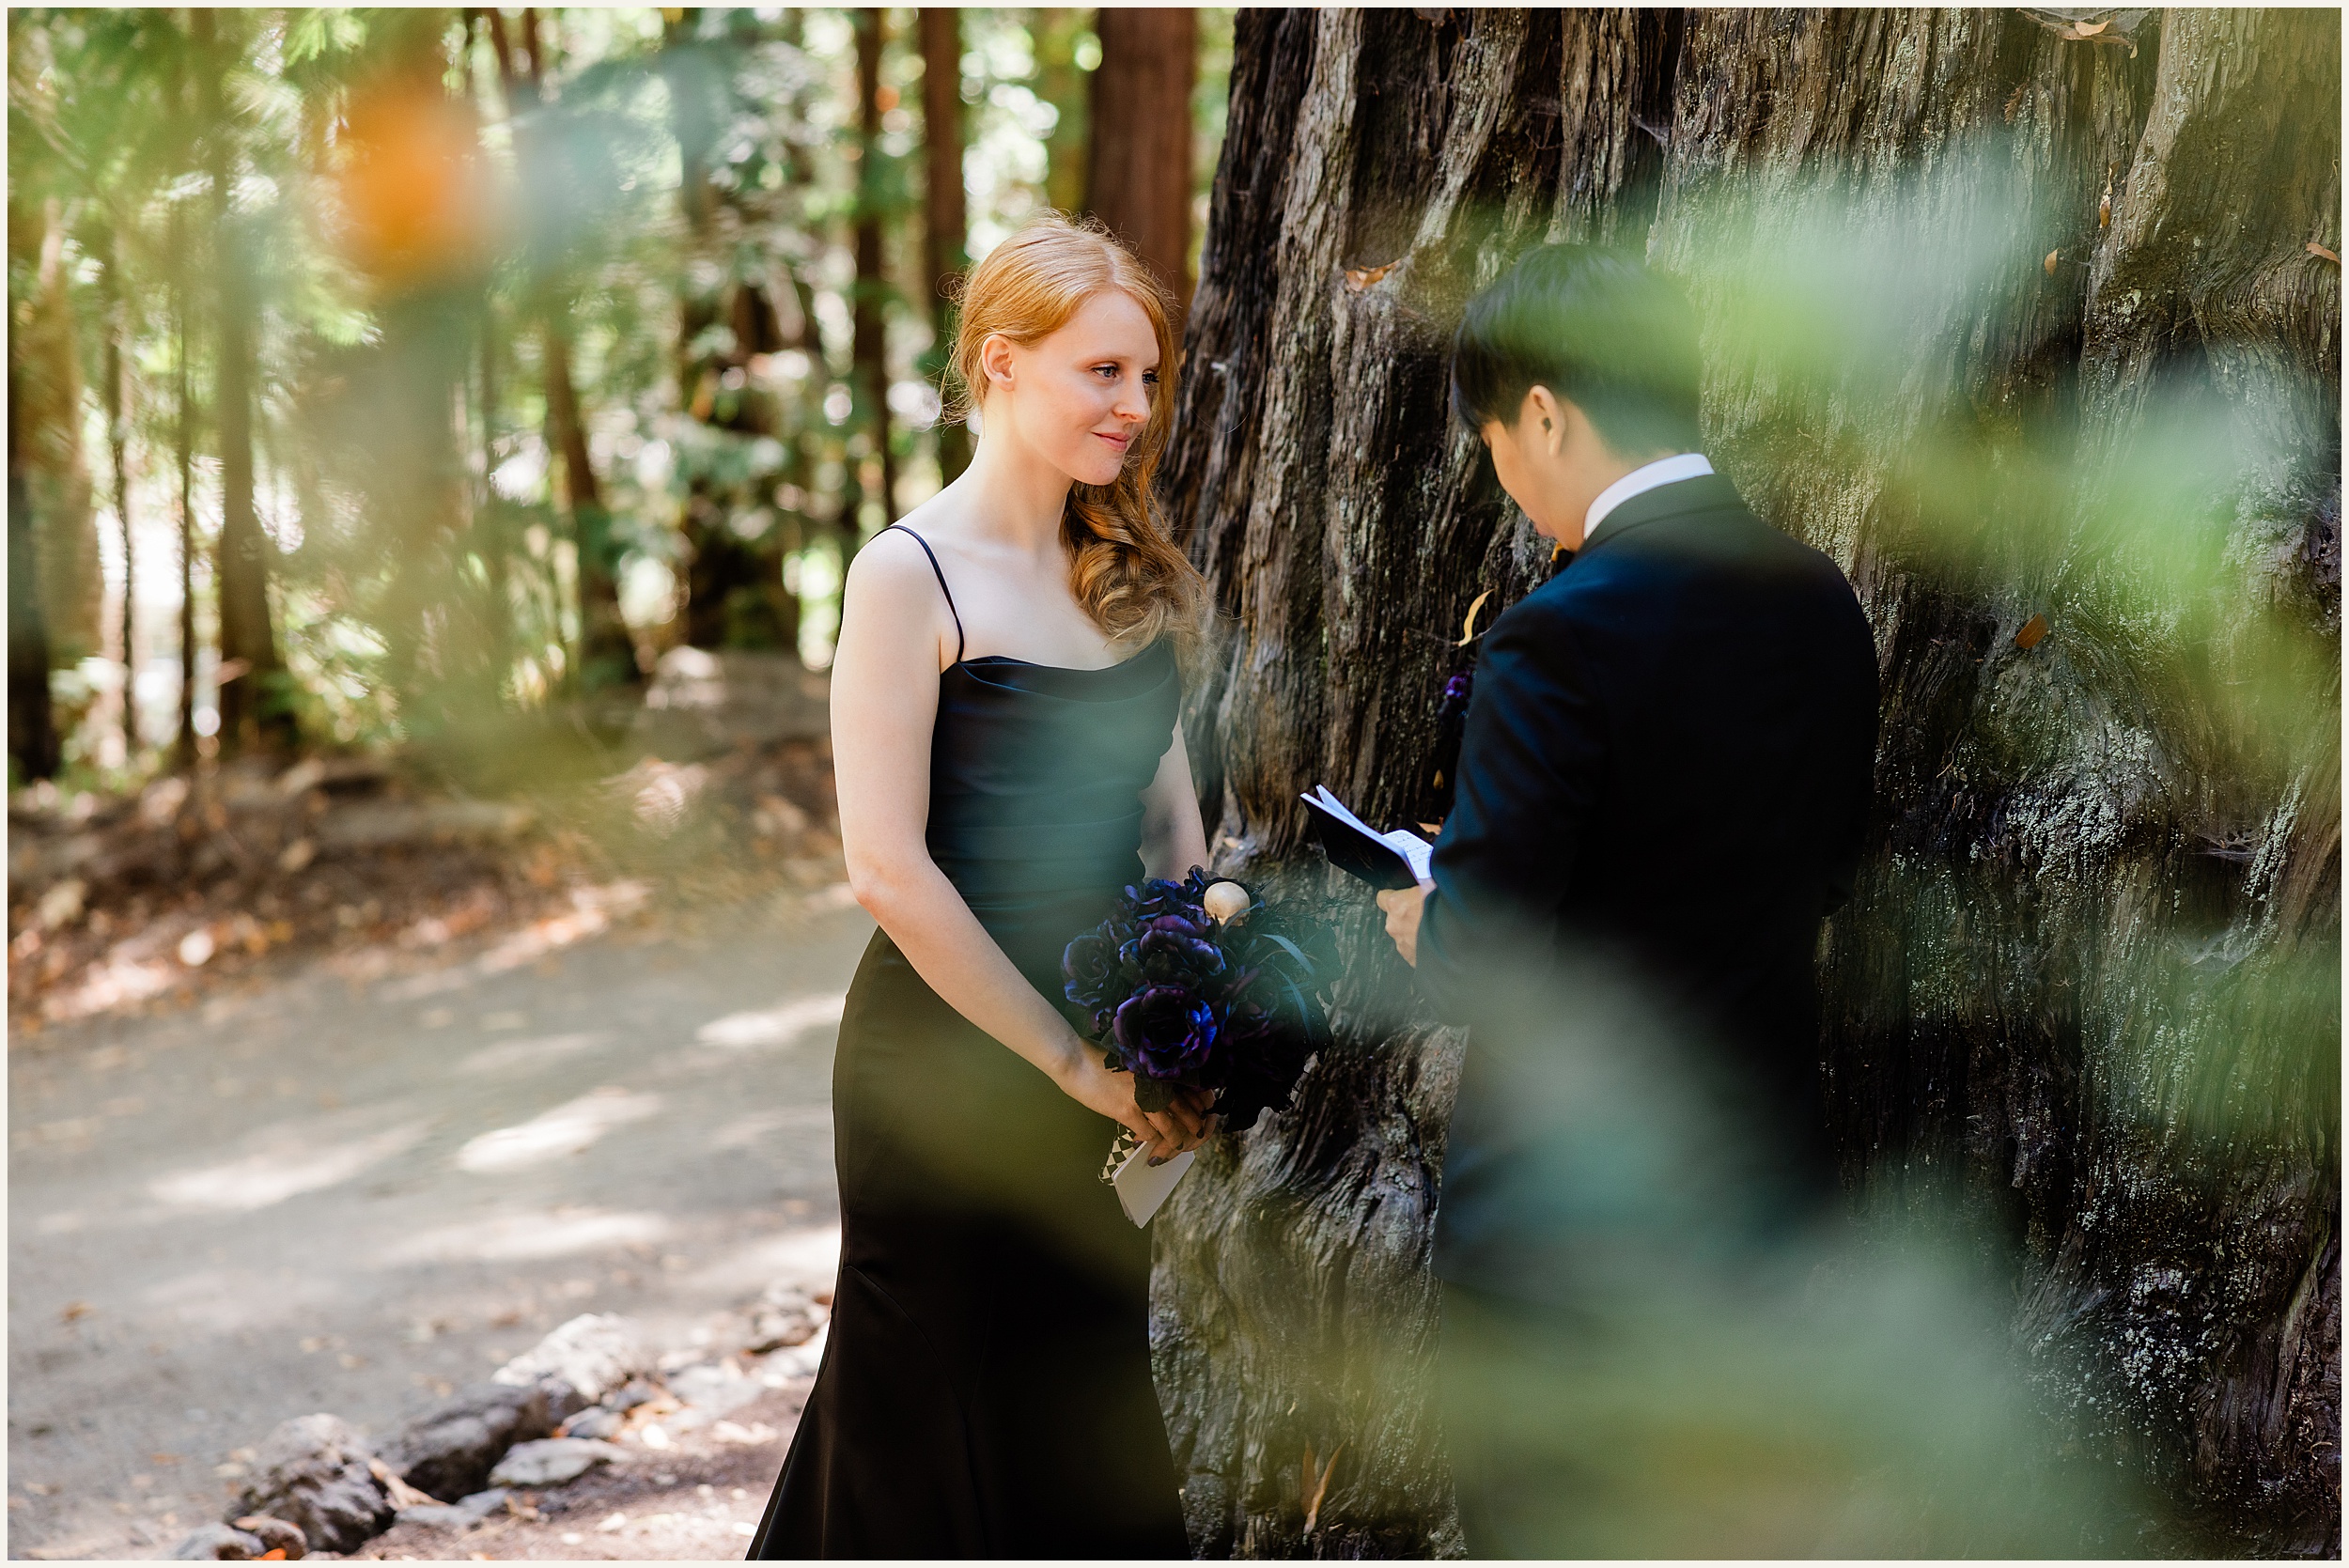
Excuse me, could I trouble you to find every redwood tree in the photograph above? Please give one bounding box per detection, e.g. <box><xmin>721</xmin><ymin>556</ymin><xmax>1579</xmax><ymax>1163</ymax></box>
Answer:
<box><xmin>1086</xmin><ymin>8</ymin><xmax>1198</xmax><ymax>304</ymax></box>
<box><xmin>1157</xmin><ymin>8</ymin><xmax>2339</xmax><ymax>1557</ymax></box>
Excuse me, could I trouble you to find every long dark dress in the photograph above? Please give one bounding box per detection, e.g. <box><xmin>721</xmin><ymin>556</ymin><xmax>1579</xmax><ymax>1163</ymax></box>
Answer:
<box><xmin>749</xmin><ymin>526</ymin><xmax>1190</xmax><ymax>1560</ymax></box>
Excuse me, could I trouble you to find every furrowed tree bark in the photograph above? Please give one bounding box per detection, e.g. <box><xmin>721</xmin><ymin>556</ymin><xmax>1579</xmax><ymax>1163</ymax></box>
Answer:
<box><xmin>1086</xmin><ymin>8</ymin><xmax>1198</xmax><ymax>305</ymax></box>
<box><xmin>919</xmin><ymin>7</ymin><xmax>972</xmax><ymax>484</ymax></box>
<box><xmin>1157</xmin><ymin>8</ymin><xmax>2339</xmax><ymax>1558</ymax></box>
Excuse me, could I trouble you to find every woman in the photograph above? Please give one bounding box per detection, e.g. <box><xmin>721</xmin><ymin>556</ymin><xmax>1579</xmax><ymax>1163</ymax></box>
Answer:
<box><xmin>749</xmin><ymin>213</ymin><xmax>1213</xmax><ymax>1559</ymax></box>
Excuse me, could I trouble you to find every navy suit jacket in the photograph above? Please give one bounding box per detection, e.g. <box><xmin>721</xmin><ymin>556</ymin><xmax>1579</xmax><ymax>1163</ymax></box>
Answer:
<box><xmin>1418</xmin><ymin>472</ymin><xmax>1879</xmax><ymax>1293</ymax></box>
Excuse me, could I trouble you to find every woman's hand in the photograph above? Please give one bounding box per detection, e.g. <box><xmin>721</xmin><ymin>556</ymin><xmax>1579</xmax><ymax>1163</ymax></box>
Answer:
<box><xmin>1057</xmin><ymin>1047</ymin><xmax>1218</xmax><ymax>1163</ymax></box>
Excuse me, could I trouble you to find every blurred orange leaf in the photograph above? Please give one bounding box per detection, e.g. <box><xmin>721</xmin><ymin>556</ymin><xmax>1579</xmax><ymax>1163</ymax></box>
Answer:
<box><xmin>2308</xmin><ymin>241</ymin><xmax>2340</xmax><ymax>265</ymax></box>
<box><xmin>2015</xmin><ymin>613</ymin><xmax>2050</xmax><ymax>650</ymax></box>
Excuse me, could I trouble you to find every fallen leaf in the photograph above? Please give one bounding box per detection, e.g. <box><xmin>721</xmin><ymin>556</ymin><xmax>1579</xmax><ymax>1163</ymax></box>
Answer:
<box><xmin>1457</xmin><ymin>589</ymin><xmax>1494</xmax><ymax>645</ymax></box>
<box><xmin>2309</xmin><ymin>241</ymin><xmax>2340</xmax><ymax>265</ymax></box>
<box><xmin>2015</xmin><ymin>613</ymin><xmax>2050</xmax><ymax>650</ymax></box>
<box><xmin>368</xmin><ymin>1457</ymin><xmax>443</xmax><ymax>1511</ymax></box>
<box><xmin>1300</xmin><ymin>1440</ymin><xmax>1346</xmax><ymax>1535</ymax></box>
<box><xmin>59</xmin><ymin>1302</ymin><xmax>91</xmax><ymax>1325</ymax></box>
<box><xmin>257</xmin><ymin>1552</ymin><xmax>286</xmax><ymax>1561</ymax></box>
<box><xmin>2045</xmin><ymin>249</ymin><xmax>2061</xmax><ymax>276</ymax></box>
<box><xmin>1343</xmin><ymin>261</ymin><xmax>1397</xmax><ymax>290</ymax></box>
<box><xmin>2071</xmin><ymin>18</ymin><xmax>2108</xmax><ymax>35</ymax></box>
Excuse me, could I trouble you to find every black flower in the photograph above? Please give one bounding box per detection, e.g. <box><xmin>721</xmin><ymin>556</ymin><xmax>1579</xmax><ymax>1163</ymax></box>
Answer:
<box><xmin>1062</xmin><ymin>927</ymin><xmax>1126</xmax><ymax>1017</ymax></box>
<box><xmin>1122</xmin><ymin>911</ymin><xmax>1226</xmax><ymax>986</ymax></box>
<box><xmin>1112</xmin><ymin>985</ymin><xmax>1221</xmax><ymax>1080</ymax></box>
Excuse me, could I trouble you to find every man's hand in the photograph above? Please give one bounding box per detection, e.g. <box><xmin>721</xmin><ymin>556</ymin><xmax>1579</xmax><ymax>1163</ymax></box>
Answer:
<box><xmin>1377</xmin><ymin>879</ymin><xmax>1437</xmax><ymax>968</ymax></box>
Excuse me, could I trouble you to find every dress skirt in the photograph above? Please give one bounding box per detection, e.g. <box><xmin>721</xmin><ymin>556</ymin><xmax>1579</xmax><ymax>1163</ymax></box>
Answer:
<box><xmin>748</xmin><ymin>926</ymin><xmax>1190</xmax><ymax>1559</ymax></box>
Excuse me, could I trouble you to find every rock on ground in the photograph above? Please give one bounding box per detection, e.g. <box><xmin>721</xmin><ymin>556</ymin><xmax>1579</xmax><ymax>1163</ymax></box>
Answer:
<box><xmin>170</xmin><ymin>1522</ymin><xmax>266</xmax><ymax>1560</ymax></box>
<box><xmin>375</xmin><ymin>1378</ymin><xmax>568</xmax><ymax>1503</ymax></box>
<box><xmin>228</xmin><ymin>1413</ymin><xmax>392</xmax><ymax>1554</ymax></box>
<box><xmin>490</xmin><ymin>1436</ymin><xmax>630</xmax><ymax>1488</ymax></box>
<box><xmin>491</xmin><ymin>1312</ymin><xmax>657</xmax><ymax>1408</ymax></box>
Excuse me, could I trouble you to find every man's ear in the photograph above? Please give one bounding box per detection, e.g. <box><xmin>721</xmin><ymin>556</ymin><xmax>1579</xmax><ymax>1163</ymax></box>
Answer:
<box><xmin>1524</xmin><ymin>385</ymin><xmax>1565</xmax><ymax>456</ymax></box>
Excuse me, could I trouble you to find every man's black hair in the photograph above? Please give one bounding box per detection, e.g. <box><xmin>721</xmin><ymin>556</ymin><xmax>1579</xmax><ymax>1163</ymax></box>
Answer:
<box><xmin>1449</xmin><ymin>244</ymin><xmax>1703</xmax><ymax>457</ymax></box>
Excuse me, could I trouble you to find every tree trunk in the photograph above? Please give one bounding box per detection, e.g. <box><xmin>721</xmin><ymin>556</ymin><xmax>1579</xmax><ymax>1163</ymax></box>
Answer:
<box><xmin>919</xmin><ymin>6</ymin><xmax>972</xmax><ymax>483</ymax></box>
<box><xmin>852</xmin><ymin>6</ymin><xmax>896</xmax><ymax>529</ymax></box>
<box><xmin>16</xmin><ymin>197</ymin><xmax>102</xmax><ymax>673</ymax></box>
<box><xmin>487</xmin><ymin>8</ymin><xmax>639</xmax><ymax>691</ymax></box>
<box><xmin>195</xmin><ymin>8</ymin><xmax>288</xmax><ymax>753</ymax></box>
<box><xmin>173</xmin><ymin>207</ymin><xmax>197</xmax><ymax>772</ymax></box>
<box><xmin>663</xmin><ymin>8</ymin><xmax>801</xmax><ymax>650</ymax></box>
<box><xmin>1086</xmin><ymin>8</ymin><xmax>1198</xmax><ymax>305</ymax></box>
<box><xmin>101</xmin><ymin>225</ymin><xmax>137</xmax><ymax>764</ymax></box>
<box><xmin>1157</xmin><ymin>8</ymin><xmax>2339</xmax><ymax>1558</ymax></box>
<box><xmin>1034</xmin><ymin>8</ymin><xmax>1091</xmax><ymax>218</ymax></box>
<box><xmin>8</xmin><ymin>326</ymin><xmax>60</xmax><ymax>784</ymax></box>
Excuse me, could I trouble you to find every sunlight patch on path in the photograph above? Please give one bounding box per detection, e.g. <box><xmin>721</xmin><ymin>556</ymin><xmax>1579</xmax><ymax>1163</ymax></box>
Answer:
<box><xmin>675</xmin><ymin>1224</ymin><xmax>843</xmax><ymax>1304</ymax></box>
<box><xmin>694</xmin><ymin>991</ymin><xmax>846</xmax><ymax>1049</ymax></box>
<box><xmin>456</xmin><ymin>1089</ymin><xmax>662</xmax><ymax>1172</ymax></box>
<box><xmin>148</xmin><ymin>1118</ymin><xmax>434</xmax><ymax>1212</ymax></box>
<box><xmin>380</xmin><ymin>1207</ymin><xmax>673</xmax><ymax>1265</ymax></box>
<box><xmin>458</xmin><ymin>1031</ymin><xmax>614</xmax><ymax>1075</ymax></box>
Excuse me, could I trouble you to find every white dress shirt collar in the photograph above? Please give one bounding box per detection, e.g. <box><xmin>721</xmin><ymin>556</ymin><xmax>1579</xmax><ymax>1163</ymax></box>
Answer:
<box><xmin>1582</xmin><ymin>452</ymin><xmax>1715</xmax><ymax>547</ymax></box>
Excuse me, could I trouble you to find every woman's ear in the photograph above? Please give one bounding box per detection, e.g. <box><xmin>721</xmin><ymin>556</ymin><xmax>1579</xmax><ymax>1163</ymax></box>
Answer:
<box><xmin>980</xmin><ymin>332</ymin><xmax>1017</xmax><ymax>391</ymax></box>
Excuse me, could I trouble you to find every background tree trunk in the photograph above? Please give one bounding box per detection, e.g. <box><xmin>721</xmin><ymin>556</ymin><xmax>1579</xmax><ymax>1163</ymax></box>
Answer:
<box><xmin>101</xmin><ymin>223</ymin><xmax>137</xmax><ymax>764</ymax></box>
<box><xmin>194</xmin><ymin>8</ymin><xmax>288</xmax><ymax>753</ymax></box>
<box><xmin>920</xmin><ymin>6</ymin><xmax>972</xmax><ymax>484</ymax></box>
<box><xmin>488</xmin><ymin>7</ymin><xmax>639</xmax><ymax>692</ymax></box>
<box><xmin>852</xmin><ymin>6</ymin><xmax>897</xmax><ymax>530</ymax></box>
<box><xmin>8</xmin><ymin>338</ymin><xmax>60</xmax><ymax>783</ymax></box>
<box><xmin>1086</xmin><ymin>8</ymin><xmax>1198</xmax><ymax>305</ymax></box>
<box><xmin>1156</xmin><ymin>8</ymin><xmax>2339</xmax><ymax>1558</ymax></box>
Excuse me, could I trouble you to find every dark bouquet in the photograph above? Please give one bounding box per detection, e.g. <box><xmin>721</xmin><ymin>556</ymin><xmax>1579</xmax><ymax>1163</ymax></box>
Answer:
<box><xmin>1062</xmin><ymin>867</ymin><xmax>1330</xmax><ymax>1135</ymax></box>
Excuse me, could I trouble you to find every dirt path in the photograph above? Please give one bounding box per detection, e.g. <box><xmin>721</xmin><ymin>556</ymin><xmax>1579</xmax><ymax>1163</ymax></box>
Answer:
<box><xmin>8</xmin><ymin>886</ymin><xmax>872</xmax><ymax>1560</ymax></box>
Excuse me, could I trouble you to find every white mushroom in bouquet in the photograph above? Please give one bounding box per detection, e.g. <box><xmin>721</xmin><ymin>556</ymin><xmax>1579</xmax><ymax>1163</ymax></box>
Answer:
<box><xmin>1201</xmin><ymin>880</ymin><xmax>1252</xmax><ymax>924</ymax></box>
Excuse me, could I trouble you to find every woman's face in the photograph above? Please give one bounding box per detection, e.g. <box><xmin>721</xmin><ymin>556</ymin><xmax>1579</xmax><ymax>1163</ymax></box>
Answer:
<box><xmin>982</xmin><ymin>289</ymin><xmax>1160</xmax><ymax>488</ymax></box>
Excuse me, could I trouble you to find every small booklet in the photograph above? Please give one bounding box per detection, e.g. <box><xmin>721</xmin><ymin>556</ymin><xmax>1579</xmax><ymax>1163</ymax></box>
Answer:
<box><xmin>1112</xmin><ymin>1140</ymin><xmax>1195</xmax><ymax>1227</ymax></box>
<box><xmin>1299</xmin><ymin>785</ymin><xmax>1433</xmax><ymax>893</ymax></box>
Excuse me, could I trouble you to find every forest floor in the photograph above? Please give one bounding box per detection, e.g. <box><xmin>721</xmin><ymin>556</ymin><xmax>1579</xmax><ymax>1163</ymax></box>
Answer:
<box><xmin>8</xmin><ymin>654</ymin><xmax>874</xmax><ymax>1560</ymax></box>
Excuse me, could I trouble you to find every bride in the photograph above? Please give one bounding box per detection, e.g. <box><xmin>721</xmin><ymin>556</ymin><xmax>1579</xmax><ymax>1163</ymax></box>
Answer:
<box><xmin>749</xmin><ymin>213</ymin><xmax>1213</xmax><ymax>1558</ymax></box>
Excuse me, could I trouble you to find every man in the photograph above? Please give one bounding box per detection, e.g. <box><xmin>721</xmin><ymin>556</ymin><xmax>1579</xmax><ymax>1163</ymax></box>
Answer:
<box><xmin>1377</xmin><ymin>244</ymin><xmax>1880</xmax><ymax>1553</ymax></box>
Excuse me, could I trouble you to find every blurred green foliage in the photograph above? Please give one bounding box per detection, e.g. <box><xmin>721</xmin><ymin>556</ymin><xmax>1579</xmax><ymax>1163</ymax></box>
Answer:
<box><xmin>6</xmin><ymin>6</ymin><xmax>1234</xmax><ymax>789</ymax></box>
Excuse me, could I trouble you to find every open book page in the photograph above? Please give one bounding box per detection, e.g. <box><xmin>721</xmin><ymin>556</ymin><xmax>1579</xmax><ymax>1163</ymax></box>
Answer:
<box><xmin>1307</xmin><ymin>786</ymin><xmax>1433</xmax><ymax>882</ymax></box>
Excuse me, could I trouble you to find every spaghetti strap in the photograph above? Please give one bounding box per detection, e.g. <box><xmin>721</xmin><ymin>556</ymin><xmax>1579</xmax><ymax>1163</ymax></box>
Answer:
<box><xmin>880</xmin><ymin>524</ymin><xmax>966</xmax><ymax>664</ymax></box>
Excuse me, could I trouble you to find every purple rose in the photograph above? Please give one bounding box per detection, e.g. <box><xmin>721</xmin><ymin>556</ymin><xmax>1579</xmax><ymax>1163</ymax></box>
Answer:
<box><xmin>1122</xmin><ymin>911</ymin><xmax>1226</xmax><ymax>986</ymax></box>
<box><xmin>1062</xmin><ymin>928</ymin><xmax>1126</xmax><ymax>1016</ymax></box>
<box><xmin>1112</xmin><ymin>985</ymin><xmax>1221</xmax><ymax>1079</ymax></box>
<box><xmin>1121</xmin><ymin>877</ymin><xmax>1195</xmax><ymax>924</ymax></box>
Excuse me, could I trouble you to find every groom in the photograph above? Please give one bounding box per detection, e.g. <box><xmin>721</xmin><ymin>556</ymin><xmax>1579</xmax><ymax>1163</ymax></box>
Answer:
<box><xmin>1377</xmin><ymin>245</ymin><xmax>1880</xmax><ymax>1553</ymax></box>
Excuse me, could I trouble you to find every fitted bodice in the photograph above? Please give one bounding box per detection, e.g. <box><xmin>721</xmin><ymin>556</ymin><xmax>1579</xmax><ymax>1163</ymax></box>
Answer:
<box><xmin>879</xmin><ymin>528</ymin><xmax>1183</xmax><ymax>994</ymax></box>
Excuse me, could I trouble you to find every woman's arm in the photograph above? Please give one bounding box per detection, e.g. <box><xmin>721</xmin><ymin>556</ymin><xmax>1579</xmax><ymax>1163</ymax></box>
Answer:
<box><xmin>831</xmin><ymin>536</ymin><xmax>1206</xmax><ymax>1157</ymax></box>
<box><xmin>1137</xmin><ymin>722</ymin><xmax>1210</xmax><ymax>880</ymax></box>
